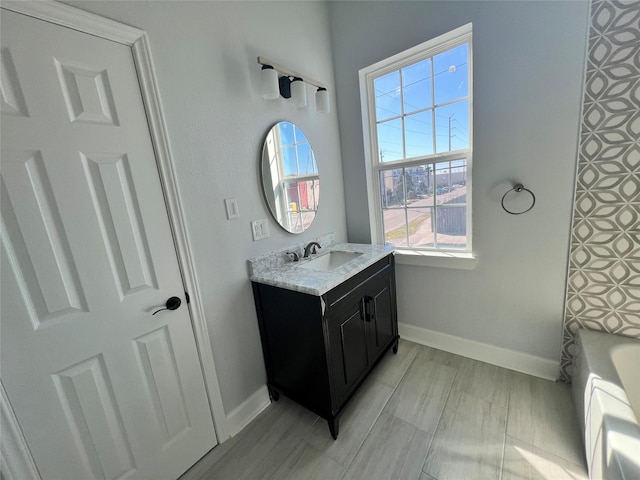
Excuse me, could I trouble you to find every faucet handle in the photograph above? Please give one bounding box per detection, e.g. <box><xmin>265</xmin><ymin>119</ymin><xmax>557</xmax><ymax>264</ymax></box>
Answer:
<box><xmin>285</xmin><ymin>251</ymin><xmax>299</xmax><ymax>262</ymax></box>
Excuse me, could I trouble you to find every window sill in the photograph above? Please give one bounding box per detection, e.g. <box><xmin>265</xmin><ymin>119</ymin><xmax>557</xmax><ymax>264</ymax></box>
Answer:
<box><xmin>394</xmin><ymin>249</ymin><xmax>477</xmax><ymax>270</ymax></box>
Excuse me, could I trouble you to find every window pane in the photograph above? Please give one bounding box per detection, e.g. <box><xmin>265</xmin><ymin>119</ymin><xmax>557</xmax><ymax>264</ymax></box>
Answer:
<box><xmin>433</xmin><ymin>160</ymin><xmax>467</xmax><ymax>205</ymax></box>
<box><xmin>308</xmin><ymin>179</ymin><xmax>320</xmax><ymax>210</ymax></box>
<box><xmin>374</xmin><ymin>71</ymin><xmax>401</xmax><ymax>121</ymax></box>
<box><xmin>404</xmin><ymin>167</ymin><xmax>433</xmax><ymax>206</ymax></box>
<box><xmin>379</xmin><ymin>169</ymin><xmax>404</xmax><ymax>207</ymax></box>
<box><xmin>406</xmin><ymin>208</ymin><xmax>435</xmax><ymax>248</ymax></box>
<box><xmin>402</xmin><ymin>58</ymin><xmax>432</xmax><ymax>113</ymax></box>
<box><xmin>288</xmin><ymin>212</ymin><xmax>303</xmax><ymax>233</ymax></box>
<box><xmin>295</xmin><ymin>179</ymin><xmax>319</xmax><ymax>210</ymax></box>
<box><xmin>282</xmin><ymin>146</ymin><xmax>297</xmax><ymax>176</ymax></box>
<box><xmin>434</xmin><ymin>160</ymin><xmax>466</xmax><ymax>205</ymax></box>
<box><xmin>434</xmin><ymin>43</ymin><xmax>468</xmax><ymax>104</ymax></box>
<box><xmin>300</xmin><ymin>211</ymin><xmax>316</xmax><ymax>231</ymax></box>
<box><xmin>377</xmin><ymin>119</ymin><xmax>403</xmax><ymax>162</ymax></box>
<box><xmin>293</xmin><ymin>125</ymin><xmax>308</xmax><ymax>144</ymax></box>
<box><xmin>404</xmin><ymin>111</ymin><xmax>433</xmax><ymax>158</ymax></box>
<box><xmin>278</xmin><ymin>122</ymin><xmax>295</xmax><ymax>145</ymax></box>
<box><xmin>383</xmin><ymin>208</ymin><xmax>408</xmax><ymax>246</ymax></box>
<box><xmin>296</xmin><ymin>143</ymin><xmax>316</xmax><ymax>175</ymax></box>
<box><xmin>435</xmin><ymin>100</ymin><xmax>469</xmax><ymax>153</ymax></box>
<box><xmin>434</xmin><ymin>206</ymin><xmax>467</xmax><ymax>249</ymax></box>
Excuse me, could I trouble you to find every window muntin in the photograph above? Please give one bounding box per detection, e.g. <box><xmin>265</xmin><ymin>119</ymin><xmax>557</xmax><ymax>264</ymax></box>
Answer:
<box><xmin>362</xmin><ymin>25</ymin><xmax>472</xmax><ymax>252</ymax></box>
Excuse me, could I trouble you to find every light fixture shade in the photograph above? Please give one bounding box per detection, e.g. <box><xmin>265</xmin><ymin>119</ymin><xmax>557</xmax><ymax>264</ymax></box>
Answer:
<box><xmin>316</xmin><ymin>88</ymin><xmax>330</xmax><ymax>114</ymax></box>
<box><xmin>290</xmin><ymin>78</ymin><xmax>307</xmax><ymax>108</ymax></box>
<box><xmin>261</xmin><ymin>66</ymin><xmax>279</xmax><ymax>100</ymax></box>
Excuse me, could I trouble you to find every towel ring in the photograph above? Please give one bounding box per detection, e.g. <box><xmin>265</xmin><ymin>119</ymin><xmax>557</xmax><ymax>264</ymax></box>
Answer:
<box><xmin>501</xmin><ymin>184</ymin><xmax>536</xmax><ymax>215</ymax></box>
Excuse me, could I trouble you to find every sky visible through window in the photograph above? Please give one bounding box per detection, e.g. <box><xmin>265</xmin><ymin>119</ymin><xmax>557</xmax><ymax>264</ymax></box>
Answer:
<box><xmin>374</xmin><ymin>44</ymin><xmax>469</xmax><ymax>162</ymax></box>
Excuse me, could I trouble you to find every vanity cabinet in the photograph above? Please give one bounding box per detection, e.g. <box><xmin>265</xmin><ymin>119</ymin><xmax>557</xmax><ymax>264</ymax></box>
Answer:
<box><xmin>251</xmin><ymin>254</ymin><xmax>398</xmax><ymax>439</ymax></box>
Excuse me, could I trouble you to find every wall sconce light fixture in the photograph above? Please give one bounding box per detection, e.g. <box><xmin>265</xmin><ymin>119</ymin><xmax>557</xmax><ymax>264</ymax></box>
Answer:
<box><xmin>258</xmin><ymin>56</ymin><xmax>330</xmax><ymax>114</ymax></box>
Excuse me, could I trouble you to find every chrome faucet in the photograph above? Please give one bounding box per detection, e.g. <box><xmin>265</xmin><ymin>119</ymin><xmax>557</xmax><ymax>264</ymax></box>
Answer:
<box><xmin>303</xmin><ymin>242</ymin><xmax>321</xmax><ymax>258</ymax></box>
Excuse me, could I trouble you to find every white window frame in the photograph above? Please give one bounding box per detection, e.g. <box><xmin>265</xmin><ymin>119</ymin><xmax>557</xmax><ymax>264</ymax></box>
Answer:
<box><xmin>359</xmin><ymin>24</ymin><xmax>476</xmax><ymax>269</ymax></box>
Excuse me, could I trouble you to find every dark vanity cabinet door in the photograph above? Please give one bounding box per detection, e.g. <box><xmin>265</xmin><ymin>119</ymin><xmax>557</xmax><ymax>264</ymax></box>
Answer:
<box><xmin>324</xmin><ymin>257</ymin><xmax>397</xmax><ymax>408</ymax></box>
<box><xmin>326</xmin><ymin>291</ymin><xmax>369</xmax><ymax>408</ymax></box>
<box><xmin>252</xmin><ymin>254</ymin><xmax>398</xmax><ymax>438</ymax></box>
<box><xmin>363</xmin><ymin>267</ymin><xmax>397</xmax><ymax>363</ymax></box>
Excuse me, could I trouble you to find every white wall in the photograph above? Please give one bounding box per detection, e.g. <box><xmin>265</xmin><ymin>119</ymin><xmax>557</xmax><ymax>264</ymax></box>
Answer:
<box><xmin>64</xmin><ymin>0</ymin><xmax>346</xmax><ymax>413</ymax></box>
<box><xmin>330</xmin><ymin>1</ymin><xmax>590</xmax><ymax>364</ymax></box>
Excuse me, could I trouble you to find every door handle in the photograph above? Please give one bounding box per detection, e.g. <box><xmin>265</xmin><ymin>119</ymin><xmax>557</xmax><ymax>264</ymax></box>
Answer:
<box><xmin>152</xmin><ymin>296</ymin><xmax>182</xmax><ymax>315</ymax></box>
<box><xmin>362</xmin><ymin>296</ymin><xmax>374</xmax><ymax>322</ymax></box>
<box><xmin>367</xmin><ymin>297</ymin><xmax>376</xmax><ymax>321</ymax></box>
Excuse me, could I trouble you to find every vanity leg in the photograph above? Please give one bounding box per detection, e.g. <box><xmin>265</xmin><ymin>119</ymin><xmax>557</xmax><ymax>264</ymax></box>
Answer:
<box><xmin>392</xmin><ymin>338</ymin><xmax>399</xmax><ymax>354</ymax></box>
<box><xmin>268</xmin><ymin>386</ymin><xmax>279</xmax><ymax>401</ymax></box>
<box><xmin>328</xmin><ymin>418</ymin><xmax>339</xmax><ymax>440</ymax></box>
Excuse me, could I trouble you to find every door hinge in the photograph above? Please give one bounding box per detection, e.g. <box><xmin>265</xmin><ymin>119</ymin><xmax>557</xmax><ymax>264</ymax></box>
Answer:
<box><xmin>185</xmin><ymin>292</ymin><xmax>190</xmax><ymax>304</ymax></box>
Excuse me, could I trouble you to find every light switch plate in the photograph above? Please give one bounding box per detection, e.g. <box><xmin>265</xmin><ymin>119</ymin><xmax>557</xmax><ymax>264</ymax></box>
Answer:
<box><xmin>224</xmin><ymin>198</ymin><xmax>240</xmax><ymax>219</ymax></box>
<box><xmin>251</xmin><ymin>219</ymin><xmax>270</xmax><ymax>241</ymax></box>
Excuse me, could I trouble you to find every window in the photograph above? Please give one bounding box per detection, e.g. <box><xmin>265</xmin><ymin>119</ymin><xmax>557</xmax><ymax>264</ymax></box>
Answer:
<box><xmin>360</xmin><ymin>24</ymin><xmax>472</xmax><ymax>254</ymax></box>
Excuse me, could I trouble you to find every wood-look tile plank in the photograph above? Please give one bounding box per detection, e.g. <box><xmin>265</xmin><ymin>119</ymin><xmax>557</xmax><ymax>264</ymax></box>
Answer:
<box><xmin>415</xmin><ymin>344</ymin><xmax>465</xmax><ymax>369</ymax></box>
<box><xmin>179</xmin><ymin>436</ymin><xmax>240</xmax><ymax>480</ymax></box>
<box><xmin>369</xmin><ymin>339</ymin><xmax>419</xmax><ymax>388</ymax></box>
<box><xmin>383</xmin><ymin>359</ymin><xmax>456</xmax><ymax>434</ymax></box>
<box><xmin>269</xmin><ymin>440</ymin><xmax>346</xmax><ymax>480</ymax></box>
<box><xmin>343</xmin><ymin>412</ymin><xmax>431</xmax><ymax>480</ymax></box>
<box><xmin>507</xmin><ymin>373</ymin><xmax>585</xmax><ymax>466</ymax></box>
<box><xmin>502</xmin><ymin>435</ymin><xmax>588</xmax><ymax>480</ymax></box>
<box><xmin>419</xmin><ymin>474</ymin><xmax>438</xmax><ymax>480</ymax></box>
<box><xmin>205</xmin><ymin>397</ymin><xmax>318</xmax><ymax>479</ymax></box>
<box><xmin>305</xmin><ymin>379</ymin><xmax>394</xmax><ymax>467</ymax></box>
<box><xmin>450</xmin><ymin>357</ymin><xmax>513</xmax><ymax>407</ymax></box>
<box><xmin>423</xmin><ymin>392</ymin><xmax>507</xmax><ymax>480</ymax></box>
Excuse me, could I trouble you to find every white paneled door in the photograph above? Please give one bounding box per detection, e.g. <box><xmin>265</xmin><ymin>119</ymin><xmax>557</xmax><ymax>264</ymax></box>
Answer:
<box><xmin>1</xmin><ymin>10</ymin><xmax>217</xmax><ymax>480</ymax></box>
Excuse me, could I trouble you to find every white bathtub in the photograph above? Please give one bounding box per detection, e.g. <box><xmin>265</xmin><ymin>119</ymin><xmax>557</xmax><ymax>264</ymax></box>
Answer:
<box><xmin>572</xmin><ymin>329</ymin><xmax>640</xmax><ymax>479</ymax></box>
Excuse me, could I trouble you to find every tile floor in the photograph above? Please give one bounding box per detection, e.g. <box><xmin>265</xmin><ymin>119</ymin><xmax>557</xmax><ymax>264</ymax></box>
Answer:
<box><xmin>181</xmin><ymin>340</ymin><xmax>588</xmax><ymax>480</ymax></box>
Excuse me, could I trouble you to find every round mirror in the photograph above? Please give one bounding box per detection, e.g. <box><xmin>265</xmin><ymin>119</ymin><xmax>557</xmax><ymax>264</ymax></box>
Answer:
<box><xmin>260</xmin><ymin>122</ymin><xmax>320</xmax><ymax>234</ymax></box>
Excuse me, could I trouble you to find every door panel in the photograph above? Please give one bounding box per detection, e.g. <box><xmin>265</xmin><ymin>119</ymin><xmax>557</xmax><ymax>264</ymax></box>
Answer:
<box><xmin>327</xmin><ymin>300</ymin><xmax>369</xmax><ymax>407</ymax></box>
<box><xmin>134</xmin><ymin>326</ymin><xmax>190</xmax><ymax>442</ymax></box>
<box><xmin>1</xmin><ymin>149</ymin><xmax>88</xmax><ymax>326</ymax></box>
<box><xmin>365</xmin><ymin>265</ymin><xmax>397</xmax><ymax>363</ymax></box>
<box><xmin>82</xmin><ymin>152</ymin><xmax>158</xmax><ymax>297</ymax></box>
<box><xmin>369</xmin><ymin>284</ymin><xmax>395</xmax><ymax>359</ymax></box>
<box><xmin>53</xmin><ymin>355</ymin><xmax>136</xmax><ymax>480</ymax></box>
<box><xmin>1</xmin><ymin>10</ymin><xmax>216</xmax><ymax>480</ymax></box>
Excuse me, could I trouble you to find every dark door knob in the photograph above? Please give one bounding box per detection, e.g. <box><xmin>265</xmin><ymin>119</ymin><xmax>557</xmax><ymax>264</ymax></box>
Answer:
<box><xmin>152</xmin><ymin>296</ymin><xmax>182</xmax><ymax>315</ymax></box>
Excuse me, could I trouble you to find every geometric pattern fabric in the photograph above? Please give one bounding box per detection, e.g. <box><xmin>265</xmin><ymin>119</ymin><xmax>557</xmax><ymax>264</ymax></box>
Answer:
<box><xmin>560</xmin><ymin>0</ymin><xmax>640</xmax><ymax>382</ymax></box>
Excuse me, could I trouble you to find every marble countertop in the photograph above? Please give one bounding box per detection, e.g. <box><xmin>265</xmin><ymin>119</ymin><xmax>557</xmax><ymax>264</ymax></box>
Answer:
<box><xmin>248</xmin><ymin>242</ymin><xmax>395</xmax><ymax>296</ymax></box>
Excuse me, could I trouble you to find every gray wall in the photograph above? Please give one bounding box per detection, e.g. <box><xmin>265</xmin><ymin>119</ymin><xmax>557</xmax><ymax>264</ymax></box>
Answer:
<box><xmin>65</xmin><ymin>0</ymin><xmax>347</xmax><ymax>413</ymax></box>
<box><xmin>561</xmin><ymin>0</ymin><xmax>640</xmax><ymax>381</ymax></box>
<box><xmin>330</xmin><ymin>1</ymin><xmax>591</xmax><ymax>363</ymax></box>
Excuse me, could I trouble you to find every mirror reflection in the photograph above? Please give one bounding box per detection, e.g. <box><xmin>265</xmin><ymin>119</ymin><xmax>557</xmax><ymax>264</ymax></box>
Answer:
<box><xmin>261</xmin><ymin>122</ymin><xmax>319</xmax><ymax>233</ymax></box>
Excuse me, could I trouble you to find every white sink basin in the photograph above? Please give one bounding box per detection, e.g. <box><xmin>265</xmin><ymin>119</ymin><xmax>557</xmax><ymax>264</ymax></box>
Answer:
<box><xmin>298</xmin><ymin>251</ymin><xmax>363</xmax><ymax>272</ymax></box>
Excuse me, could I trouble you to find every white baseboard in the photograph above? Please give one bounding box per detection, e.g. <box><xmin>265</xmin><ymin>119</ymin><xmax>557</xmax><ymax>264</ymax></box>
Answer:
<box><xmin>399</xmin><ymin>323</ymin><xmax>560</xmax><ymax>381</ymax></box>
<box><xmin>226</xmin><ymin>385</ymin><xmax>271</xmax><ymax>437</ymax></box>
